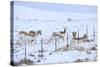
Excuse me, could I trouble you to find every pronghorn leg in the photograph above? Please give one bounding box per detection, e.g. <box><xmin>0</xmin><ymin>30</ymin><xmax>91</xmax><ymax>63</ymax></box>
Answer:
<box><xmin>31</xmin><ymin>39</ymin><xmax>34</xmax><ymax>44</ymax></box>
<box><xmin>62</xmin><ymin>37</ymin><xmax>64</xmax><ymax>42</ymax></box>
<box><xmin>57</xmin><ymin>37</ymin><xmax>60</xmax><ymax>43</ymax></box>
<box><xmin>47</xmin><ymin>36</ymin><xmax>54</xmax><ymax>44</ymax></box>
<box><xmin>16</xmin><ymin>40</ymin><xmax>21</xmax><ymax>45</ymax></box>
<box><xmin>27</xmin><ymin>38</ymin><xmax>31</xmax><ymax>45</ymax></box>
<box><xmin>34</xmin><ymin>37</ymin><xmax>36</xmax><ymax>45</ymax></box>
<box><xmin>59</xmin><ymin>37</ymin><xmax>64</xmax><ymax>43</ymax></box>
<box><xmin>54</xmin><ymin>36</ymin><xmax>57</xmax><ymax>51</ymax></box>
<box><xmin>27</xmin><ymin>39</ymin><xmax>30</xmax><ymax>44</ymax></box>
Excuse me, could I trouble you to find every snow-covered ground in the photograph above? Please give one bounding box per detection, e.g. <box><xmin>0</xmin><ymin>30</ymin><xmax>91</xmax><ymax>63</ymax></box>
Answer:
<box><xmin>11</xmin><ymin>3</ymin><xmax>97</xmax><ymax>66</ymax></box>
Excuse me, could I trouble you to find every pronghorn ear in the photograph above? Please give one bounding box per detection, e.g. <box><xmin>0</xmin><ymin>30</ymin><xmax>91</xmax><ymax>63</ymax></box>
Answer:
<box><xmin>64</xmin><ymin>27</ymin><xmax>67</xmax><ymax>29</ymax></box>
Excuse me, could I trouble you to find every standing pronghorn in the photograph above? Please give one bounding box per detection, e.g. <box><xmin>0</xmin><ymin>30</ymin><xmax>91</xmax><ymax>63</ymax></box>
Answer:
<box><xmin>16</xmin><ymin>31</ymin><xmax>28</xmax><ymax>45</ymax></box>
<box><xmin>48</xmin><ymin>27</ymin><xmax>67</xmax><ymax>43</ymax></box>
<box><xmin>53</xmin><ymin>27</ymin><xmax>67</xmax><ymax>41</ymax></box>
<box><xmin>18</xmin><ymin>30</ymin><xmax>42</xmax><ymax>45</ymax></box>
<box><xmin>52</xmin><ymin>27</ymin><xmax>67</xmax><ymax>51</ymax></box>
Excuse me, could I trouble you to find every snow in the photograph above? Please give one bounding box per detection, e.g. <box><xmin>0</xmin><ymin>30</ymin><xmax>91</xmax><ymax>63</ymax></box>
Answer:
<box><xmin>11</xmin><ymin>4</ymin><xmax>97</xmax><ymax>65</ymax></box>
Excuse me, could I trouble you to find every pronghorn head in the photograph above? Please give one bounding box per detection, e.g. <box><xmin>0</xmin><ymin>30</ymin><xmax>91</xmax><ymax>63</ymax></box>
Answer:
<box><xmin>37</xmin><ymin>30</ymin><xmax>42</xmax><ymax>35</ymax></box>
<box><xmin>72</xmin><ymin>32</ymin><xmax>77</xmax><ymax>39</ymax></box>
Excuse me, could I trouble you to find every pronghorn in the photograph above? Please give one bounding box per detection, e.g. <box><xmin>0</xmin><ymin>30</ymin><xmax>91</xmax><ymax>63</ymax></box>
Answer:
<box><xmin>19</xmin><ymin>30</ymin><xmax>42</xmax><ymax>36</ymax></box>
<box><xmin>72</xmin><ymin>32</ymin><xmax>88</xmax><ymax>43</ymax></box>
<box><xmin>48</xmin><ymin>27</ymin><xmax>67</xmax><ymax>43</ymax></box>
<box><xmin>53</xmin><ymin>27</ymin><xmax>67</xmax><ymax>40</ymax></box>
<box><xmin>18</xmin><ymin>30</ymin><xmax>42</xmax><ymax>45</ymax></box>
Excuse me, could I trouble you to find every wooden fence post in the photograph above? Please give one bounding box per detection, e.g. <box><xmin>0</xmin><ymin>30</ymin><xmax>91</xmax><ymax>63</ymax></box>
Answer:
<box><xmin>55</xmin><ymin>36</ymin><xmax>57</xmax><ymax>51</ymax></box>
<box><xmin>78</xmin><ymin>28</ymin><xmax>79</xmax><ymax>44</ymax></box>
<box><xmin>67</xmin><ymin>32</ymin><xmax>69</xmax><ymax>47</ymax></box>
<box><xmin>34</xmin><ymin>37</ymin><xmax>36</xmax><ymax>45</ymax></box>
<box><xmin>41</xmin><ymin>38</ymin><xmax>43</xmax><ymax>58</ymax></box>
<box><xmin>93</xmin><ymin>25</ymin><xmax>95</xmax><ymax>41</ymax></box>
<box><xmin>86</xmin><ymin>24</ymin><xmax>88</xmax><ymax>36</ymax></box>
<box><xmin>25</xmin><ymin>44</ymin><xmax>26</xmax><ymax>60</ymax></box>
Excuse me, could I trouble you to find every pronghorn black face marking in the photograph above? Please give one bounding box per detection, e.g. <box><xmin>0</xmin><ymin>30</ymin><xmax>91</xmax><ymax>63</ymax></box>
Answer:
<box><xmin>31</xmin><ymin>39</ymin><xmax>34</xmax><ymax>42</ymax></box>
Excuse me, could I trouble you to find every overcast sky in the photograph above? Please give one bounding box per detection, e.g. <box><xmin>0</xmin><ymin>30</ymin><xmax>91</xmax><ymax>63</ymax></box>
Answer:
<box><xmin>12</xmin><ymin>1</ymin><xmax>97</xmax><ymax>14</ymax></box>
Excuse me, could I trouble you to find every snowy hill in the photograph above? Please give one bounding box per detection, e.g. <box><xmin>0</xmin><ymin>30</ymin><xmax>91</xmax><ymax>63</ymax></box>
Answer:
<box><xmin>11</xmin><ymin>4</ymin><xmax>97</xmax><ymax>66</ymax></box>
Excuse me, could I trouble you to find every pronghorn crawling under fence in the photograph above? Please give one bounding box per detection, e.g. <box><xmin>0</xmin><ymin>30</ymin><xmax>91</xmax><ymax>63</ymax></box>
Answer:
<box><xmin>72</xmin><ymin>32</ymin><xmax>88</xmax><ymax>43</ymax></box>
